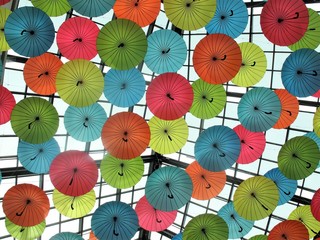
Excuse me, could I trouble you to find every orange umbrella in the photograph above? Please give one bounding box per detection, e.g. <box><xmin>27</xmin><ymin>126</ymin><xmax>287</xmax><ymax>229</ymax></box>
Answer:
<box><xmin>89</xmin><ymin>231</ymin><xmax>98</xmax><ymax>240</ymax></box>
<box><xmin>268</xmin><ymin>220</ymin><xmax>309</xmax><ymax>240</ymax></box>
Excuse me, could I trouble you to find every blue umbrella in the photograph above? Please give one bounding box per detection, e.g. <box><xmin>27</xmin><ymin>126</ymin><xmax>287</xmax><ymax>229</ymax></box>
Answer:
<box><xmin>217</xmin><ymin>202</ymin><xmax>254</xmax><ymax>239</ymax></box>
<box><xmin>104</xmin><ymin>68</ymin><xmax>145</xmax><ymax>108</ymax></box>
<box><xmin>91</xmin><ymin>201</ymin><xmax>139</xmax><ymax>240</ymax></box>
<box><xmin>67</xmin><ymin>0</ymin><xmax>115</xmax><ymax>17</ymax></box>
<box><xmin>205</xmin><ymin>0</ymin><xmax>248</xmax><ymax>39</ymax></box>
<box><xmin>4</xmin><ymin>6</ymin><xmax>55</xmax><ymax>57</ymax></box>
<box><xmin>281</xmin><ymin>48</ymin><xmax>320</xmax><ymax>97</ymax></box>
<box><xmin>194</xmin><ymin>125</ymin><xmax>241</xmax><ymax>172</ymax></box>
<box><xmin>64</xmin><ymin>103</ymin><xmax>107</xmax><ymax>142</ymax></box>
<box><xmin>50</xmin><ymin>232</ymin><xmax>84</xmax><ymax>240</ymax></box>
<box><xmin>17</xmin><ymin>138</ymin><xmax>60</xmax><ymax>174</ymax></box>
<box><xmin>304</xmin><ymin>132</ymin><xmax>320</xmax><ymax>168</ymax></box>
<box><xmin>238</xmin><ymin>87</ymin><xmax>281</xmax><ymax>132</ymax></box>
<box><xmin>144</xmin><ymin>29</ymin><xmax>187</xmax><ymax>74</ymax></box>
<box><xmin>145</xmin><ymin>166</ymin><xmax>193</xmax><ymax>212</ymax></box>
<box><xmin>172</xmin><ymin>232</ymin><xmax>183</xmax><ymax>240</ymax></box>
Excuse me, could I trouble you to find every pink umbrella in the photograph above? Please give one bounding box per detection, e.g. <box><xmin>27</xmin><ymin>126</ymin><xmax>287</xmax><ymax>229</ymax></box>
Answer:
<box><xmin>311</xmin><ymin>189</ymin><xmax>320</xmax><ymax>221</ymax></box>
<box><xmin>135</xmin><ymin>196</ymin><xmax>177</xmax><ymax>232</ymax></box>
<box><xmin>233</xmin><ymin>124</ymin><xmax>266</xmax><ymax>164</ymax></box>
<box><xmin>0</xmin><ymin>85</ymin><xmax>15</xmax><ymax>125</ymax></box>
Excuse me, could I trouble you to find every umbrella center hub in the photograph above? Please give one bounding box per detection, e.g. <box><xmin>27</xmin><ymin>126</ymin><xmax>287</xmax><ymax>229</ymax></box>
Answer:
<box><xmin>220</xmin><ymin>15</ymin><xmax>226</xmax><ymax>20</ymax></box>
<box><xmin>26</xmin><ymin>199</ymin><xmax>31</xmax><ymax>204</ymax></box>
<box><xmin>121</xmin><ymin>83</ymin><xmax>126</xmax><ymax>89</ymax></box>
<box><xmin>73</xmin><ymin>168</ymin><xmax>78</xmax><ymax>173</ymax></box>
<box><xmin>297</xmin><ymin>70</ymin><xmax>302</xmax><ymax>75</ymax></box>
<box><xmin>30</xmin><ymin>30</ymin><xmax>35</xmax><ymax>35</ymax></box>
<box><xmin>39</xmin><ymin>148</ymin><xmax>43</xmax><ymax>153</ymax></box>
<box><xmin>213</xmin><ymin>143</ymin><xmax>218</xmax><ymax>148</ymax></box>
<box><xmin>278</xmin><ymin>18</ymin><xmax>284</xmax><ymax>23</ymax></box>
<box><xmin>118</xmin><ymin>43</ymin><xmax>125</xmax><ymax>48</ymax></box>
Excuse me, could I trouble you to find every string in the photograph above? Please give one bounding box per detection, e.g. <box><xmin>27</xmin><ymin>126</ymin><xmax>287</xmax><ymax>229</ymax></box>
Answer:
<box><xmin>71</xmin><ymin>197</ymin><xmax>76</xmax><ymax>210</ymax></box>
<box><xmin>254</xmin><ymin>106</ymin><xmax>272</xmax><ymax>115</ymax></box>
<box><xmin>38</xmin><ymin>71</ymin><xmax>49</xmax><ymax>78</ymax></box>
<box><xmin>202</xmin><ymin>95</ymin><xmax>213</xmax><ymax>103</ymax></box>
<box><xmin>69</xmin><ymin>168</ymin><xmax>78</xmax><ymax>186</ymax></box>
<box><xmin>28</xmin><ymin>116</ymin><xmax>40</xmax><ymax>129</ymax></box>
<box><xmin>292</xmin><ymin>153</ymin><xmax>311</xmax><ymax>169</ymax></box>
<box><xmin>113</xmin><ymin>217</ymin><xmax>119</xmax><ymax>236</ymax></box>
<box><xmin>30</xmin><ymin>148</ymin><xmax>43</xmax><ymax>160</ymax></box>
<box><xmin>83</xmin><ymin>117</ymin><xmax>89</xmax><ymax>128</ymax></box>
<box><xmin>166</xmin><ymin>183</ymin><xmax>174</xmax><ymax>199</ymax></box>
<box><xmin>231</xmin><ymin>214</ymin><xmax>243</xmax><ymax>232</ymax></box>
<box><xmin>201</xmin><ymin>175</ymin><xmax>211</xmax><ymax>189</ymax></box>
<box><xmin>118</xmin><ymin>163</ymin><xmax>124</xmax><ymax>176</ymax></box>
<box><xmin>297</xmin><ymin>70</ymin><xmax>317</xmax><ymax>76</ymax></box>
<box><xmin>21</xmin><ymin>30</ymin><xmax>35</xmax><ymax>35</ymax></box>
<box><xmin>154</xmin><ymin>209</ymin><xmax>162</xmax><ymax>223</ymax></box>
<box><xmin>212</xmin><ymin>55</ymin><xmax>227</xmax><ymax>61</ymax></box>
<box><xmin>16</xmin><ymin>199</ymin><xmax>31</xmax><ymax>216</ymax></box>
<box><xmin>213</xmin><ymin>143</ymin><xmax>225</xmax><ymax>157</ymax></box>
<box><xmin>164</xmin><ymin>129</ymin><xmax>172</xmax><ymax>141</ymax></box>
<box><xmin>251</xmin><ymin>192</ymin><xmax>268</xmax><ymax>211</ymax></box>
<box><xmin>277</xmin><ymin>12</ymin><xmax>299</xmax><ymax>23</ymax></box>
<box><xmin>166</xmin><ymin>93</ymin><xmax>174</xmax><ymax>100</ymax></box>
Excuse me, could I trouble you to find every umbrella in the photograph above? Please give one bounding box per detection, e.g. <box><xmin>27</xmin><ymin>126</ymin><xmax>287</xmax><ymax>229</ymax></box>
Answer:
<box><xmin>311</xmin><ymin>189</ymin><xmax>320</xmax><ymax>221</ymax></box>
<box><xmin>49</xmin><ymin>150</ymin><xmax>98</xmax><ymax>196</ymax></box>
<box><xmin>304</xmin><ymin>132</ymin><xmax>320</xmax><ymax>150</ymax></box>
<box><xmin>0</xmin><ymin>0</ymin><xmax>10</xmax><ymax>5</ymax></box>
<box><xmin>64</xmin><ymin>103</ymin><xmax>107</xmax><ymax>142</ymax></box>
<box><xmin>217</xmin><ymin>202</ymin><xmax>254</xmax><ymax>239</ymax></box>
<box><xmin>0</xmin><ymin>7</ymin><xmax>11</xmax><ymax>51</ymax></box>
<box><xmin>163</xmin><ymin>0</ymin><xmax>216</xmax><ymax>31</ymax></box>
<box><xmin>57</xmin><ymin>17</ymin><xmax>99</xmax><ymax>60</ymax></box>
<box><xmin>233</xmin><ymin>124</ymin><xmax>266</xmax><ymax>164</ymax></box>
<box><xmin>23</xmin><ymin>53</ymin><xmax>63</xmax><ymax>95</ymax></box>
<box><xmin>97</xmin><ymin>18</ymin><xmax>147</xmax><ymax>70</ymax></box>
<box><xmin>89</xmin><ymin>231</ymin><xmax>97</xmax><ymax>240</ymax></box>
<box><xmin>67</xmin><ymin>0</ymin><xmax>115</xmax><ymax>17</ymax></box>
<box><xmin>4</xmin><ymin>6</ymin><xmax>55</xmax><ymax>57</ymax></box>
<box><xmin>56</xmin><ymin>59</ymin><xmax>104</xmax><ymax>107</ymax></box>
<box><xmin>189</xmin><ymin>79</ymin><xmax>226</xmax><ymax>119</ymax></box>
<box><xmin>314</xmin><ymin>107</ymin><xmax>320</xmax><ymax>137</ymax></box>
<box><xmin>144</xmin><ymin>29</ymin><xmax>187</xmax><ymax>74</ymax></box>
<box><xmin>103</xmin><ymin>67</ymin><xmax>145</xmax><ymax>108</ymax></box>
<box><xmin>50</xmin><ymin>232</ymin><xmax>84</xmax><ymax>240</ymax></box>
<box><xmin>53</xmin><ymin>189</ymin><xmax>95</xmax><ymax>219</ymax></box>
<box><xmin>183</xmin><ymin>213</ymin><xmax>228</xmax><ymax>240</ymax></box>
<box><xmin>185</xmin><ymin>161</ymin><xmax>226</xmax><ymax>200</ymax></box>
<box><xmin>145</xmin><ymin>166</ymin><xmax>193</xmax><ymax>211</ymax></box>
<box><xmin>250</xmin><ymin>236</ymin><xmax>268</xmax><ymax>240</ymax></box>
<box><xmin>260</xmin><ymin>0</ymin><xmax>309</xmax><ymax>46</ymax></box>
<box><xmin>17</xmin><ymin>138</ymin><xmax>60</xmax><ymax>174</ymax></box>
<box><xmin>233</xmin><ymin>176</ymin><xmax>279</xmax><ymax>221</ymax></box>
<box><xmin>91</xmin><ymin>201</ymin><xmax>139</xmax><ymax>240</ymax></box>
<box><xmin>0</xmin><ymin>85</ymin><xmax>15</xmax><ymax>125</ymax></box>
<box><xmin>148</xmin><ymin>116</ymin><xmax>189</xmax><ymax>155</ymax></box>
<box><xmin>2</xmin><ymin>183</ymin><xmax>50</xmax><ymax>227</ymax></box>
<box><xmin>314</xmin><ymin>90</ymin><xmax>320</xmax><ymax>98</ymax></box>
<box><xmin>10</xmin><ymin>97</ymin><xmax>59</xmax><ymax>144</ymax></box>
<box><xmin>273</xmin><ymin>89</ymin><xmax>299</xmax><ymax>129</ymax></box>
<box><xmin>278</xmin><ymin>136</ymin><xmax>319</xmax><ymax>180</ymax></box>
<box><xmin>113</xmin><ymin>0</ymin><xmax>161</xmax><ymax>27</ymax></box>
<box><xmin>172</xmin><ymin>233</ymin><xmax>183</xmax><ymax>240</ymax></box>
<box><xmin>237</xmin><ymin>87</ymin><xmax>281</xmax><ymax>132</ymax></box>
<box><xmin>231</xmin><ymin>42</ymin><xmax>267</xmax><ymax>87</ymax></box>
<box><xmin>146</xmin><ymin>72</ymin><xmax>194</xmax><ymax>120</ymax></box>
<box><xmin>194</xmin><ymin>125</ymin><xmax>241</xmax><ymax>172</ymax></box>
<box><xmin>193</xmin><ymin>33</ymin><xmax>242</xmax><ymax>84</ymax></box>
<box><xmin>135</xmin><ymin>196</ymin><xmax>177</xmax><ymax>232</ymax></box>
<box><xmin>100</xmin><ymin>154</ymin><xmax>144</xmax><ymax>189</ymax></box>
<box><xmin>268</xmin><ymin>220</ymin><xmax>309</xmax><ymax>240</ymax></box>
<box><xmin>101</xmin><ymin>111</ymin><xmax>150</xmax><ymax>160</ymax></box>
<box><xmin>5</xmin><ymin>218</ymin><xmax>46</xmax><ymax>240</ymax></box>
<box><xmin>205</xmin><ymin>0</ymin><xmax>248</xmax><ymax>39</ymax></box>
<box><xmin>281</xmin><ymin>48</ymin><xmax>320</xmax><ymax>97</ymax></box>
<box><xmin>31</xmin><ymin>0</ymin><xmax>71</xmax><ymax>16</ymax></box>
<box><xmin>264</xmin><ymin>167</ymin><xmax>297</xmax><ymax>206</ymax></box>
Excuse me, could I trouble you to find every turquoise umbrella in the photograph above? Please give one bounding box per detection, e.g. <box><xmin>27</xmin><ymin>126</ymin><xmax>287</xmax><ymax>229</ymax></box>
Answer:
<box><xmin>172</xmin><ymin>233</ymin><xmax>183</xmax><ymax>240</ymax></box>
<box><xmin>50</xmin><ymin>232</ymin><xmax>84</xmax><ymax>240</ymax></box>
<box><xmin>67</xmin><ymin>0</ymin><xmax>115</xmax><ymax>17</ymax></box>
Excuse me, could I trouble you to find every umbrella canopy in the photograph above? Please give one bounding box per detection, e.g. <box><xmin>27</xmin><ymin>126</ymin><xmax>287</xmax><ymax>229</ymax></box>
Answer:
<box><xmin>91</xmin><ymin>201</ymin><xmax>139</xmax><ymax>240</ymax></box>
<box><xmin>260</xmin><ymin>0</ymin><xmax>309</xmax><ymax>46</ymax></box>
<box><xmin>100</xmin><ymin>154</ymin><xmax>144</xmax><ymax>189</ymax></box>
<box><xmin>194</xmin><ymin>125</ymin><xmax>241</xmax><ymax>172</ymax></box>
<box><xmin>113</xmin><ymin>0</ymin><xmax>161</xmax><ymax>27</ymax></box>
<box><xmin>57</xmin><ymin>17</ymin><xmax>99</xmax><ymax>60</ymax></box>
<box><xmin>217</xmin><ymin>202</ymin><xmax>254</xmax><ymax>239</ymax></box>
<box><xmin>250</xmin><ymin>235</ymin><xmax>268</xmax><ymax>240</ymax></box>
<box><xmin>183</xmin><ymin>213</ymin><xmax>228</xmax><ymax>240</ymax></box>
<box><xmin>0</xmin><ymin>85</ymin><xmax>15</xmax><ymax>125</ymax></box>
<box><xmin>50</xmin><ymin>232</ymin><xmax>84</xmax><ymax>240</ymax></box>
<box><xmin>0</xmin><ymin>0</ymin><xmax>10</xmax><ymax>5</ymax></box>
<box><xmin>189</xmin><ymin>79</ymin><xmax>226</xmax><ymax>119</ymax></box>
<box><xmin>0</xmin><ymin>7</ymin><xmax>11</xmax><ymax>51</ymax></box>
<box><xmin>185</xmin><ymin>161</ymin><xmax>226</xmax><ymax>200</ymax></box>
<box><xmin>4</xmin><ymin>6</ymin><xmax>55</xmax><ymax>57</ymax></box>
<box><xmin>193</xmin><ymin>33</ymin><xmax>242</xmax><ymax>84</ymax></box>
<box><xmin>205</xmin><ymin>0</ymin><xmax>248</xmax><ymax>39</ymax></box>
<box><xmin>10</xmin><ymin>97</ymin><xmax>59</xmax><ymax>144</ymax></box>
<box><xmin>172</xmin><ymin>233</ymin><xmax>183</xmax><ymax>240</ymax></box>
<box><xmin>23</xmin><ymin>53</ymin><xmax>63</xmax><ymax>95</ymax></box>
<box><xmin>49</xmin><ymin>150</ymin><xmax>98</xmax><ymax>196</ymax></box>
<box><xmin>233</xmin><ymin>124</ymin><xmax>266</xmax><ymax>164</ymax></box>
<box><xmin>64</xmin><ymin>103</ymin><xmax>107</xmax><ymax>142</ymax></box>
<box><xmin>278</xmin><ymin>136</ymin><xmax>320</xmax><ymax>180</ymax></box>
<box><xmin>89</xmin><ymin>231</ymin><xmax>97</xmax><ymax>240</ymax></box>
<box><xmin>146</xmin><ymin>72</ymin><xmax>194</xmax><ymax>120</ymax></box>
<box><xmin>233</xmin><ymin>176</ymin><xmax>279</xmax><ymax>221</ymax></box>
<box><xmin>31</xmin><ymin>0</ymin><xmax>71</xmax><ymax>16</ymax></box>
<box><xmin>231</xmin><ymin>42</ymin><xmax>267</xmax><ymax>87</ymax></box>
<box><xmin>148</xmin><ymin>116</ymin><xmax>189</xmax><ymax>155</ymax></box>
<box><xmin>103</xmin><ymin>67</ymin><xmax>145</xmax><ymax>108</ymax></box>
<box><xmin>311</xmin><ymin>189</ymin><xmax>320</xmax><ymax>221</ymax></box>
<box><xmin>135</xmin><ymin>196</ymin><xmax>177</xmax><ymax>232</ymax></box>
<box><xmin>56</xmin><ymin>59</ymin><xmax>104</xmax><ymax>107</ymax></box>
<box><xmin>281</xmin><ymin>48</ymin><xmax>320</xmax><ymax>97</ymax></box>
<box><xmin>2</xmin><ymin>183</ymin><xmax>50</xmax><ymax>227</ymax></box>
<box><xmin>268</xmin><ymin>220</ymin><xmax>309</xmax><ymax>240</ymax></box>
<box><xmin>67</xmin><ymin>0</ymin><xmax>115</xmax><ymax>17</ymax></box>
<box><xmin>237</xmin><ymin>87</ymin><xmax>281</xmax><ymax>132</ymax></box>
<box><xmin>314</xmin><ymin>107</ymin><xmax>320</xmax><ymax>137</ymax></box>
<box><xmin>163</xmin><ymin>0</ymin><xmax>216</xmax><ymax>31</ymax></box>
<box><xmin>101</xmin><ymin>111</ymin><xmax>150</xmax><ymax>160</ymax></box>
<box><xmin>97</xmin><ymin>18</ymin><xmax>147</xmax><ymax>70</ymax></box>
<box><xmin>144</xmin><ymin>29</ymin><xmax>187</xmax><ymax>74</ymax></box>
<box><xmin>17</xmin><ymin>138</ymin><xmax>60</xmax><ymax>174</ymax></box>
<box><xmin>5</xmin><ymin>218</ymin><xmax>46</xmax><ymax>240</ymax></box>
<box><xmin>145</xmin><ymin>166</ymin><xmax>193</xmax><ymax>211</ymax></box>
<box><xmin>304</xmin><ymin>132</ymin><xmax>320</xmax><ymax>150</ymax></box>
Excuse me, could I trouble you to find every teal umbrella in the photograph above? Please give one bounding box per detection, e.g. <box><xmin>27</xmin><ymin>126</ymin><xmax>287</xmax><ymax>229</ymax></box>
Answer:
<box><xmin>67</xmin><ymin>0</ymin><xmax>115</xmax><ymax>17</ymax></box>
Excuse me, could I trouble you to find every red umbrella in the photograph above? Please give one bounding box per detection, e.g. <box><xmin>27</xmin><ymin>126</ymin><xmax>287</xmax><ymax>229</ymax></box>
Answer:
<box><xmin>311</xmin><ymin>189</ymin><xmax>320</xmax><ymax>221</ymax></box>
<box><xmin>268</xmin><ymin>220</ymin><xmax>309</xmax><ymax>240</ymax></box>
<box><xmin>0</xmin><ymin>85</ymin><xmax>15</xmax><ymax>125</ymax></box>
<box><xmin>49</xmin><ymin>150</ymin><xmax>98</xmax><ymax>196</ymax></box>
<box><xmin>0</xmin><ymin>0</ymin><xmax>10</xmax><ymax>5</ymax></box>
<box><xmin>260</xmin><ymin>0</ymin><xmax>309</xmax><ymax>46</ymax></box>
<box><xmin>146</xmin><ymin>72</ymin><xmax>194</xmax><ymax>120</ymax></box>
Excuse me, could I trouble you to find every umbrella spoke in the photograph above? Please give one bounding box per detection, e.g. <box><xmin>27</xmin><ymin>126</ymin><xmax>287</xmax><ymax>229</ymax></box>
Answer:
<box><xmin>154</xmin><ymin>208</ymin><xmax>162</xmax><ymax>223</ymax></box>
<box><xmin>293</xmin><ymin>153</ymin><xmax>311</xmax><ymax>168</ymax></box>
<box><xmin>212</xmin><ymin>143</ymin><xmax>225</xmax><ymax>157</ymax></box>
<box><xmin>118</xmin><ymin>163</ymin><xmax>124</xmax><ymax>176</ymax></box>
<box><xmin>28</xmin><ymin>116</ymin><xmax>40</xmax><ymax>129</ymax></box>
<box><xmin>201</xmin><ymin>175</ymin><xmax>211</xmax><ymax>189</ymax></box>
<box><xmin>16</xmin><ymin>199</ymin><xmax>31</xmax><ymax>216</ymax></box>
<box><xmin>297</xmin><ymin>70</ymin><xmax>318</xmax><ymax>76</ymax></box>
<box><xmin>165</xmin><ymin>183</ymin><xmax>174</xmax><ymax>199</ymax></box>
<box><xmin>113</xmin><ymin>217</ymin><xmax>119</xmax><ymax>236</ymax></box>
<box><xmin>30</xmin><ymin>148</ymin><xmax>43</xmax><ymax>161</ymax></box>
<box><xmin>251</xmin><ymin>192</ymin><xmax>268</xmax><ymax>211</ymax></box>
<box><xmin>277</xmin><ymin>12</ymin><xmax>299</xmax><ymax>23</ymax></box>
<box><xmin>231</xmin><ymin>214</ymin><xmax>243</xmax><ymax>233</ymax></box>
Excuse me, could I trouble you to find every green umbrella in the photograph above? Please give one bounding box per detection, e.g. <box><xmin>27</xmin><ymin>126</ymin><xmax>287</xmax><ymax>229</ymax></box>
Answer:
<box><xmin>249</xmin><ymin>235</ymin><xmax>268</xmax><ymax>240</ymax></box>
<box><xmin>5</xmin><ymin>218</ymin><xmax>45</xmax><ymax>240</ymax></box>
<box><xmin>11</xmin><ymin>97</ymin><xmax>59</xmax><ymax>144</ymax></box>
<box><xmin>0</xmin><ymin>7</ymin><xmax>11</xmax><ymax>51</ymax></box>
<box><xmin>278</xmin><ymin>136</ymin><xmax>320</xmax><ymax>180</ymax></box>
<box><xmin>189</xmin><ymin>79</ymin><xmax>226</xmax><ymax>119</ymax></box>
<box><xmin>31</xmin><ymin>0</ymin><xmax>71</xmax><ymax>16</ymax></box>
<box><xmin>314</xmin><ymin>107</ymin><xmax>320</xmax><ymax>137</ymax></box>
<box><xmin>97</xmin><ymin>18</ymin><xmax>147</xmax><ymax>70</ymax></box>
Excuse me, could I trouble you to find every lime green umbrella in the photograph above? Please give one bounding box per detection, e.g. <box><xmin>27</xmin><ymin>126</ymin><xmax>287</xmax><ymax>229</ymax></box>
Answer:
<box><xmin>189</xmin><ymin>79</ymin><xmax>226</xmax><ymax>119</ymax></box>
<box><xmin>0</xmin><ymin>7</ymin><xmax>11</xmax><ymax>51</ymax></box>
<box><xmin>5</xmin><ymin>218</ymin><xmax>45</xmax><ymax>240</ymax></box>
<box><xmin>100</xmin><ymin>154</ymin><xmax>144</xmax><ymax>189</ymax></box>
<box><xmin>97</xmin><ymin>19</ymin><xmax>147</xmax><ymax>70</ymax></box>
<box><xmin>232</xmin><ymin>42</ymin><xmax>267</xmax><ymax>87</ymax></box>
<box><xmin>11</xmin><ymin>97</ymin><xmax>59</xmax><ymax>144</ymax></box>
<box><xmin>314</xmin><ymin>107</ymin><xmax>320</xmax><ymax>137</ymax></box>
<box><xmin>31</xmin><ymin>0</ymin><xmax>71</xmax><ymax>16</ymax></box>
<box><xmin>249</xmin><ymin>235</ymin><xmax>268</xmax><ymax>240</ymax></box>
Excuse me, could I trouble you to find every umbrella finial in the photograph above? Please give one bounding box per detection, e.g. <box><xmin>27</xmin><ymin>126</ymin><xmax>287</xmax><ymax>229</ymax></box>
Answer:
<box><xmin>292</xmin><ymin>153</ymin><xmax>311</xmax><ymax>169</ymax></box>
<box><xmin>201</xmin><ymin>175</ymin><xmax>211</xmax><ymax>189</ymax></box>
<box><xmin>118</xmin><ymin>163</ymin><xmax>124</xmax><ymax>176</ymax></box>
<box><xmin>113</xmin><ymin>216</ymin><xmax>119</xmax><ymax>236</ymax></box>
<box><xmin>201</xmin><ymin>228</ymin><xmax>209</xmax><ymax>239</ymax></box>
<box><xmin>165</xmin><ymin>182</ymin><xmax>174</xmax><ymax>199</ymax></box>
<box><xmin>134</xmin><ymin>0</ymin><xmax>139</xmax><ymax>6</ymax></box>
<box><xmin>16</xmin><ymin>199</ymin><xmax>31</xmax><ymax>216</ymax></box>
<box><xmin>251</xmin><ymin>192</ymin><xmax>269</xmax><ymax>211</ymax></box>
<box><xmin>161</xmin><ymin>48</ymin><xmax>170</xmax><ymax>54</ymax></box>
<box><xmin>231</xmin><ymin>214</ymin><xmax>243</xmax><ymax>233</ymax></box>
<box><xmin>166</xmin><ymin>93</ymin><xmax>174</xmax><ymax>100</ymax></box>
<box><xmin>122</xmin><ymin>131</ymin><xmax>128</xmax><ymax>142</ymax></box>
<box><xmin>20</xmin><ymin>228</ymin><xmax>25</xmax><ymax>233</ymax></box>
<box><xmin>28</xmin><ymin>116</ymin><xmax>40</xmax><ymax>129</ymax></box>
<box><xmin>281</xmin><ymin>233</ymin><xmax>288</xmax><ymax>239</ymax></box>
<box><xmin>118</xmin><ymin>43</ymin><xmax>125</xmax><ymax>48</ymax></box>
